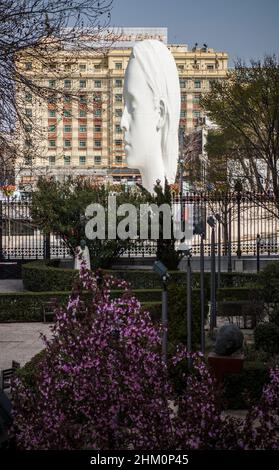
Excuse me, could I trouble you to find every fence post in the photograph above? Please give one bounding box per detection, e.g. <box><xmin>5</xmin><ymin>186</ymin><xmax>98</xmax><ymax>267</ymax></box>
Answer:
<box><xmin>44</xmin><ymin>233</ymin><xmax>51</xmax><ymax>260</ymax></box>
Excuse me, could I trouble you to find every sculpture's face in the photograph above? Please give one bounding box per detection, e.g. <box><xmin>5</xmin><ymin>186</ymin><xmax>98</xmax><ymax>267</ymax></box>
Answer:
<box><xmin>121</xmin><ymin>56</ymin><xmax>161</xmax><ymax>168</ymax></box>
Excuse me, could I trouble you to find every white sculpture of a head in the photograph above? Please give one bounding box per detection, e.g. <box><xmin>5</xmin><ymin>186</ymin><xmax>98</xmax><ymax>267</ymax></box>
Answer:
<box><xmin>121</xmin><ymin>39</ymin><xmax>181</xmax><ymax>193</ymax></box>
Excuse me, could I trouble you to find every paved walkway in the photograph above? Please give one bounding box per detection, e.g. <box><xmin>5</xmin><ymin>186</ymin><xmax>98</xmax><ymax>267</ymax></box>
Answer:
<box><xmin>0</xmin><ymin>279</ymin><xmax>23</xmax><ymax>292</ymax></box>
<box><xmin>0</xmin><ymin>323</ymin><xmax>52</xmax><ymax>371</ymax></box>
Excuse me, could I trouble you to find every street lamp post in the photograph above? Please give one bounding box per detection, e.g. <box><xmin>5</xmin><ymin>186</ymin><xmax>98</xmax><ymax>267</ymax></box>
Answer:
<box><xmin>153</xmin><ymin>260</ymin><xmax>170</xmax><ymax>365</ymax></box>
<box><xmin>195</xmin><ymin>224</ymin><xmax>205</xmax><ymax>354</ymax></box>
<box><xmin>215</xmin><ymin>213</ymin><xmax>222</xmax><ymax>288</ymax></box>
<box><xmin>235</xmin><ymin>180</ymin><xmax>242</xmax><ymax>259</ymax></box>
<box><xmin>207</xmin><ymin>216</ymin><xmax>216</xmax><ymax>336</ymax></box>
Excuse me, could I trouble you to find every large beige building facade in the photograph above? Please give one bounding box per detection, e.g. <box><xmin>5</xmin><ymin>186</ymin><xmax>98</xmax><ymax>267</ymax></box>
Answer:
<box><xmin>15</xmin><ymin>28</ymin><xmax>228</xmax><ymax>189</ymax></box>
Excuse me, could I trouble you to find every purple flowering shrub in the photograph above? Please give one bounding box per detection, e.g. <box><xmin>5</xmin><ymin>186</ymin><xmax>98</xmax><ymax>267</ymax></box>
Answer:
<box><xmin>11</xmin><ymin>264</ymin><xmax>279</xmax><ymax>450</ymax></box>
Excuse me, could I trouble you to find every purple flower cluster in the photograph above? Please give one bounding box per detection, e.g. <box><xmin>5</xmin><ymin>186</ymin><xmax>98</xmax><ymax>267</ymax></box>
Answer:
<box><xmin>11</xmin><ymin>263</ymin><xmax>279</xmax><ymax>450</ymax></box>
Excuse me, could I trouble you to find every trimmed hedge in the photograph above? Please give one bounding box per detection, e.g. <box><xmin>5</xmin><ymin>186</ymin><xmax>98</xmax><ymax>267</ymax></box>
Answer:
<box><xmin>0</xmin><ymin>289</ymin><xmax>162</xmax><ymax>322</ymax></box>
<box><xmin>22</xmin><ymin>261</ymin><xmax>195</xmax><ymax>291</ymax></box>
<box><xmin>0</xmin><ymin>291</ymin><xmax>92</xmax><ymax>322</ymax></box>
<box><xmin>223</xmin><ymin>361</ymin><xmax>269</xmax><ymax>409</ymax></box>
<box><xmin>217</xmin><ymin>286</ymin><xmax>263</xmax><ymax>302</ymax></box>
<box><xmin>22</xmin><ymin>261</ymin><xmax>260</xmax><ymax>292</ymax></box>
<box><xmin>22</xmin><ymin>261</ymin><xmax>77</xmax><ymax>291</ymax></box>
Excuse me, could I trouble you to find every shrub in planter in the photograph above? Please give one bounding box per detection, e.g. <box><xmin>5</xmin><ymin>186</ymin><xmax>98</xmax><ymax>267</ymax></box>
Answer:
<box><xmin>254</xmin><ymin>322</ymin><xmax>279</xmax><ymax>355</ymax></box>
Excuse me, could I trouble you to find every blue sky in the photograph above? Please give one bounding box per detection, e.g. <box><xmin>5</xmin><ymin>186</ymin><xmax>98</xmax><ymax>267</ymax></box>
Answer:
<box><xmin>110</xmin><ymin>0</ymin><xmax>279</xmax><ymax>66</ymax></box>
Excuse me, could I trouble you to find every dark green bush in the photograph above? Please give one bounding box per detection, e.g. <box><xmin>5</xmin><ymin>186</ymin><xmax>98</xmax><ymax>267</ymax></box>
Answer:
<box><xmin>254</xmin><ymin>322</ymin><xmax>279</xmax><ymax>354</ymax></box>
<box><xmin>223</xmin><ymin>361</ymin><xmax>269</xmax><ymax>409</ymax></box>
<box><xmin>16</xmin><ymin>350</ymin><xmax>46</xmax><ymax>390</ymax></box>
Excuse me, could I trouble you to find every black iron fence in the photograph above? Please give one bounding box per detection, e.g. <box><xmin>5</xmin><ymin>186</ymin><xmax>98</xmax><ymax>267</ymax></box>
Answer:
<box><xmin>176</xmin><ymin>191</ymin><xmax>279</xmax><ymax>257</ymax></box>
<box><xmin>0</xmin><ymin>191</ymin><xmax>279</xmax><ymax>261</ymax></box>
<box><xmin>0</xmin><ymin>200</ymin><xmax>70</xmax><ymax>261</ymax></box>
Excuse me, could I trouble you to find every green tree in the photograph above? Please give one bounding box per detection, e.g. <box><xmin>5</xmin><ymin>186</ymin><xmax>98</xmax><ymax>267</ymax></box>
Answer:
<box><xmin>31</xmin><ymin>177</ymin><xmax>148</xmax><ymax>269</ymax></box>
<box><xmin>202</xmin><ymin>56</ymin><xmax>279</xmax><ymax>204</ymax></box>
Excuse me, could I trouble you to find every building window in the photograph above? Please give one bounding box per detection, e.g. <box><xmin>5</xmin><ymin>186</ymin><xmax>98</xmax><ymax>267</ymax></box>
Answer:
<box><xmin>180</xmin><ymin>110</ymin><xmax>187</xmax><ymax>118</ymax></box>
<box><xmin>115</xmin><ymin>109</ymin><xmax>122</xmax><ymax>117</ymax></box>
<box><xmin>94</xmin><ymin>155</ymin><xmax>102</xmax><ymax>164</ymax></box>
<box><xmin>26</xmin><ymin>109</ymin><xmax>32</xmax><ymax>117</ymax></box>
<box><xmin>194</xmin><ymin>80</ymin><xmax>201</xmax><ymax>89</ymax></box>
<box><xmin>79</xmin><ymin>64</ymin><xmax>86</xmax><ymax>71</ymax></box>
<box><xmin>94</xmin><ymin>80</ymin><xmax>102</xmax><ymax>88</ymax></box>
<box><xmin>181</xmin><ymin>94</ymin><xmax>187</xmax><ymax>102</ymax></box>
<box><xmin>115</xmin><ymin>94</ymin><xmax>122</xmax><ymax>102</ymax></box>
<box><xmin>115</xmin><ymin>124</ymin><xmax>122</xmax><ymax>133</ymax></box>
<box><xmin>24</xmin><ymin>156</ymin><xmax>33</xmax><ymax>165</ymax></box>
<box><xmin>63</xmin><ymin>109</ymin><xmax>71</xmax><ymax>117</ymax></box>
<box><xmin>25</xmin><ymin>93</ymin><xmax>32</xmax><ymax>103</ymax></box>
<box><xmin>64</xmin><ymin>155</ymin><xmax>71</xmax><ymax>165</ymax></box>
<box><xmin>79</xmin><ymin>156</ymin><xmax>86</xmax><ymax>165</ymax></box>
<box><xmin>115</xmin><ymin>63</ymin><xmax>122</xmax><ymax>70</ymax></box>
<box><xmin>80</xmin><ymin>79</ymin><xmax>86</xmax><ymax>88</ymax></box>
<box><xmin>48</xmin><ymin>124</ymin><xmax>56</xmax><ymax>132</ymax></box>
<box><xmin>64</xmin><ymin>125</ymin><xmax>72</xmax><ymax>133</ymax></box>
<box><xmin>48</xmin><ymin>140</ymin><xmax>56</xmax><ymax>147</ymax></box>
<box><xmin>64</xmin><ymin>139</ymin><xmax>71</xmax><ymax>148</ymax></box>
<box><xmin>180</xmin><ymin>79</ymin><xmax>186</xmax><ymax>88</ymax></box>
<box><xmin>115</xmin><ymin>139</ymin><xmax>122</xmax><ymax>146</ymax></box>
<box><xmin>193</xmin><ymin>94</ymin><xmax>200</xmax><ymax>103</ymax></box>
<box><xmin>64</xmin><ymin>80</ymin><xmax>72</xmax><ymax>89</ymax></box>
<box><xmin>94</xmin><ymin>124</ymin><xmax>101</xmax><ymax>132</ymax></box>
<box><xmin>49</xmin><ymin>80</ymin><xmax>56</xmax><ymax>88</ymax></box>
<box><xmin>94</xmin><ymin>140</ymin><xmax>101</xmax><ymax>147</ymax></box>
<box><xmin>25</xmin><ymin>62</ymin><xmax>32</xmax><ymax>70</ymax></box>
<box><xmin>79</xmin><ymin>124</ymin><xmax>87</xmax><ymax>133</ymax></box>
<box><xmin>94</xmin><ymin>63</ymin><xmax>101</xmax><ymax>70</ymax></box>
<box><xmin>94</xmin><ymin>109</ymin><xmax>102</xmax><ymax>117</ymax></box>
<box><xmin>79</xmin><ymin>140</ymin><xmax>87</xmax><ymax>148</ymax></box>
<box><xmin>49</xmin><ymin>156</ymin><xmax>56</xmax><ymax>166</ymax></box>
<box><xmin>193</xmin><ymin>111</ymin><xmax>201</xmax><ymax>118</ymax></box>
<box><xmin>79</xmin><ymin>109</ymin><xmax>87</xmax><ymax>117</ymax></box>
<box><xmin>48</xmin><ymin>95</ymin><xmax>56</xmax><ymax>104</ymax></box>
<box><xmin>115</xmin><ymin>156</ymin><xmax>123</xmax><ymax>163</ymax></box>
<box><xmin>25</xmin><ymin>124</ymin><xmax>32</xmax><ymax>132</ymax></box>
<box><xmin>207</xmin><ymin>64</ymin><xmax>214</xmax><ymax>70</ymax></box>
<box><xmin>48</xmin><ymin>109</ymin><xmax>56</xmax><ymax>117</ymax></box>
<box><xmin>115</xmin><ymin>79</ymin><xmax>122</xmax><ymax>87</ymax></box>
<box><xmin>64</xmin><ymin>94</ymin><xmax>71</xmax><ymax>102</ymax></box>
<box><xmin>93</xmin><ymin>93</ymin><xmax>102</xmax><ymax>103</ymax></box>
<box><xmin>79</xmin><ymin>95</ymin><xmax>87</xmax><ymax>103</ymax></box>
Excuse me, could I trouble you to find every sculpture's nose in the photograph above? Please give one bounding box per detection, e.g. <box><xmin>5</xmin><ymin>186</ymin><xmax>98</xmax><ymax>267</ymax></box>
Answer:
<box><xmin>120</xmin><ymin>106</ymin><xmax>129</xmax><ymax>132</ymax></box>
